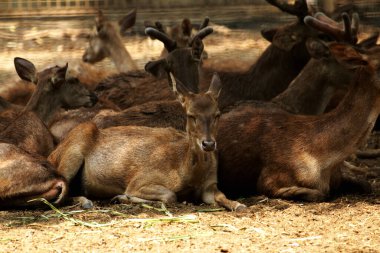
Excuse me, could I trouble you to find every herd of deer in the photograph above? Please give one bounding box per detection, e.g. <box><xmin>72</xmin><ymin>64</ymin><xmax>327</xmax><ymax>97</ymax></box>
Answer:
<box><xmin>0</xmin><ymin>0</ymin><xmax>379</xmax><ymax>211</ymax></box>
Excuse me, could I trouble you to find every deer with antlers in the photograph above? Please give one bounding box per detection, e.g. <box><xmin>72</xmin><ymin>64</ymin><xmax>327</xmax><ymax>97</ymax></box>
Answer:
<box><xmin>49</xmin><ymin>24</ymin><xmax>213</xmax><ymax>143</ymax></box>
<box><xmin>215</xmin><ymin>13</ymin><xmax>379</xmax><ymax>200</ymax></box>
<box><xmin>48</xmin><ymin>73</ymin><xmax>246</xmax><ymax>211</ymax></box>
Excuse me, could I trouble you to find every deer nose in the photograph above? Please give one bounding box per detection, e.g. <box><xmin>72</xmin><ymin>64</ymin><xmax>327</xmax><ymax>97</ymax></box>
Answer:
<box><xmin>201</xmin><ymin>140</ymin><xmax>216</xmax><ymax>152</ymax></box>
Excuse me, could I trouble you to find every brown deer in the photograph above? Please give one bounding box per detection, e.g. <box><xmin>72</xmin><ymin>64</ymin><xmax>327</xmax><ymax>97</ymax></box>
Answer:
<box><xmin>93</xmin><ymin>21</ymin><xmax>212</xmax><ymax>109</ymax></box>
<box><xmin>197</xmin><ymin>0</ymin><xmax>315</xmax><ymax>109</ymax></box>
<box><xmin>0</xmin><ymin>58</ymin><xmax>97</xmax><ymax>157</ymax></box>
<box><xmin>90</xmin><ymin>12</ymin><xmax>374</xmax><ymax>132</ymax></box>
<box><xmin>271</xmin><ymin>12</ymin><xmax>378</xmax><ymax>115</ymax></box>
<box><xmin>0</xmin><ymin>59</ymin><xmax>96</xmax><ymax>208</ymax></box>
<box><xmin>145</xmin><ymin>17</ymin><xmax>209</xmax><ymax>59</ymax></box>
<box><xmin>216</xmin><ymin>37</ymin><xmax>380</xmax><ymax>201</ymax></box>
<box><xmin>48</xmin><ymin>25</ymin><xmax>212</xmax><ymax>142</ymax></box>
<box><xmin>48</xmin><ymin>73</ymin><xmax>246</xmax><ymax>211</ymax></box>
<box><xmin>82</xmin><ymin>9</ymin><xmax>138</xmax><ymax>72</ymax></box>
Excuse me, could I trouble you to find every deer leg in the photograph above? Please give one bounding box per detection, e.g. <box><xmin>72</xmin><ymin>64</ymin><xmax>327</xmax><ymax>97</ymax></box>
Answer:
<box><xmin>272</xmin><ymin>186</ymin><xmax>325</xmax><ymax>202</ymax></box>
<box><xmin>202</xmin><ymin>183</ymin><xmax>246</xmax><ymax>211</ymax></box>
<box><xmin>0</xmin><ymin>179</ymin><xmax>67</xmax><ymax>208</ymax></box>
<box><xmin>70</xmin><ymin>196</ymin><xmax>94</xmax><ymax>209</ymax></box>
<box><xmin>113</xmin><ymin>184</ymin><xmax>177</xmax><ymax>204</ymax></box>
<box><xmin>338</xmin><ymin>174</ymin><xmax>372</xmax><ymax>195</ymax></box>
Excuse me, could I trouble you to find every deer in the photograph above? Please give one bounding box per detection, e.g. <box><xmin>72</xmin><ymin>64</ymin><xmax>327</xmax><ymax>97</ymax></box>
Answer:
<box><xmin>82</xmin><ymin>9</ymin><xmax>138</xmax><ymax>73</ymax></box>
<box><xmin>0</xmin><ymin>59</ymin><xmax>97</xmax><ymax>208</ymax></box>
<box><xmin>90</xmin><ymin>12</ymin><xmax>374</xmax><ymax>131</ymax></box>
<box><xmin>216</xmin><ymin>33</ymin><xmax>380</xmax><ymax>201</ymax></box>
<box><xmin>48</xmin><ymin>73</ymin><xmax>246</xmax><ymax>211</ymax></box>
<box><xmin>195</xmin><ymin>0</ymin><xmax>315</xmax><ymax>109</ymax></box>
<box><xmin>48</xmin><ymin>25</ymin><xmax>212</xmax><ymax>143</ymax></box>
<box><xmin>145</xmin><ymin>17</ymin><xmax>209</xmax><ymax>59</ymax></box>
<box><xmin>0</xmin><ymin>58</ymin><xmax>97</xmax><ymax>157</ymax></box>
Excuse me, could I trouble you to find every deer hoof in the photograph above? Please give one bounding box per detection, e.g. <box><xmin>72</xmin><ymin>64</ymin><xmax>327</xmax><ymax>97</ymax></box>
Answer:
<box><xmin>111</xmin><ymin>195</ymin><xmax>131</xmax><ymax>204</ymax></box>
<box><xmin>234</xmin><ymin>203</ymin><xmax>247</xmax><ymax>212</ymax></box>
<box><xmin>82</xmin><ymin>199</ymin><xmax>94</xmax><ymax>209</ymax></box>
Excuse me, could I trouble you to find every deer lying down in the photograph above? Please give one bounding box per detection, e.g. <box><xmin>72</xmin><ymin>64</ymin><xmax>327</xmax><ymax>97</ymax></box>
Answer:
<box><xmin>145</xmin><ymin>17</ymin><xmax>209</xmax><ymax>59</ymax></box>
<box><xmin>90</xmin><ymin>12</ymin><xmax>374</xmax><ymax>132</ymax></box>
<box><xmin>217</xmin><ymin>41</ymin><xmax>380</xmax><ymax>201</ymax></box>
<box><xmin>0</xmin><ymin>59</ymin><xmax>94</xmax><ymax>208</ymax></box>
<box><xmin>48</xmin><ymin>26</ymin><xmax>211</xmax><ymax>143</ymax></box>
<box><xmin>48</xmin><ymin>73</ymin><xmax>246</xmax><ymax>211</ymax></box>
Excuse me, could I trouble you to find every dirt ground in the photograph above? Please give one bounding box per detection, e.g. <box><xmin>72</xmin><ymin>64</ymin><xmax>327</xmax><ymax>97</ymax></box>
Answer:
<box><xmin>0</xmin><ymin>18</ymin><xmax>379</xmax><ymax>253</ymax></box>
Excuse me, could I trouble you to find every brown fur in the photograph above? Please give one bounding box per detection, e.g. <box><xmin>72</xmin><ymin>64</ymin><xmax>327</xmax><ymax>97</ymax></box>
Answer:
<box><xmin>200</xmin><ymin>12</ymin><xmax>316</xmax><ymax>110</ymax></box>
<box><xmin>48</xmin><ymin>74</ymin><xmax>245</xmax><ymax>211</ymax></box>
<box><xmin>0</xmin><ymin>59</ymin><xmax>98</xmax><ymax>208</ymax></box>
<box><xmin>216</xmin><ymin>43</ymin><xmax>379</xmax><ymax>200</ymax></box>
<box><xmin>82</xmin><ymin>10</ymin><xmax>137</xmax><ymax>72</ymax></box>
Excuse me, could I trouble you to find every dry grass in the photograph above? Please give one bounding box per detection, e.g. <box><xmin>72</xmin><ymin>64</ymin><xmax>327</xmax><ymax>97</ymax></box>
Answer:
<box><xmin>0</xmin><ymin>20</ymin><xmax>379</xmax><ymax>253</ymax></box>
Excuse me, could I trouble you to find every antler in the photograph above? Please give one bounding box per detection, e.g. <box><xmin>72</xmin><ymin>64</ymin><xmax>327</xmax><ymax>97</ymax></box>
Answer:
<box><xmin>266</xmin><ymin>0</ymin><xmax>309</xmax><ymax>18</ymax></box>
<box><xmin>199</xmin><ymin>17</ymin><xmax>210</xmax><ymax>30</ymax></box>
<box><xmin>189</xmin><ymin>27</ymin><xmax>213</xmax><ymax>46</ymax></box>
<box><xmin>145</xmin><ymin>27</ymin><xmax>177</xmax><ymax>52</ymax></box>
<box><xmin>304</xmin><ymin>12</ymin><xmax>359</xmax><ymax>44</ymax></box>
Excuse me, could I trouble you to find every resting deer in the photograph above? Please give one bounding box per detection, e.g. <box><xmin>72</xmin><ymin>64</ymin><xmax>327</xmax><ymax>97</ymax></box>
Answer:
<box><xmin>0</xmin><ymin>59</ymin><xmax>96</xmax><ymax>208</ymax></box>
<box><xmin>198</xmin><ymin>0</ymin><xmax>317</xmax><ymax>109</ymax></box>
<box><xmin>48</xmin><ymin>73</ymin><xmax>246</xmax><ymax>211</ymax></box>
<box><xmin>145</xmin><ymin>17</ymin><xmax>209</xmax><ymax>59</ymax></box>
<box><xmin>91</xmin><ymin>12</ymin><xmax>374</xmax><ymax>131</ymax></box>
<box><xmin>0</xmin><ymin>58</ymin><xmax>97</xmax><ymax>156</ymax></box>
<box><xmin>216</xmin><ymin>37</ymin><xmax>379</xmax><ymax>200</ymax></box>
<box><xmin>49</xmin><ymin>25</ymin><xmax>212</xmax><ymax>142</ymax></box>
<box><xmin>82</xmin><ymin>9</ymin><xmax>138</xmax><ymax>72</ymax></box>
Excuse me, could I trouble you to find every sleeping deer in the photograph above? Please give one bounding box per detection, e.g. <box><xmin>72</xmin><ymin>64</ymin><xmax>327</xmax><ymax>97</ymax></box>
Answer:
<box><xmin>0</xmin><ymin>59</ymin><xmax>96</xmax><ymax>208</ymax></box>
<box><xmin>216</xmin><ymin>37</ymin><xmax>380</xmax><ymax>200</ymax></box>
<box><xmin>48</xmin><ymin>73</ymin><xmax>246</xmax><ymax>211</ymax></box>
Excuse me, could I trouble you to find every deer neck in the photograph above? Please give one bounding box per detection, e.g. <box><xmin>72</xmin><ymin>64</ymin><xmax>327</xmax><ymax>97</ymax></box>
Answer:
<box><xmin>311</xmin><ymin>68</ymin><xmax>380</xmax><ymax>162</ymax></box>
<box><xmin>22</xmin><ymin>89</ymin><xmax>61</xmax><ymax>125</ymax></box>
<box><xmin>108</xmin><ymin>38</ymin><xmax>137</xmax><ymax>73</ymax></box>
<box><xmin>184</xmin><ymin>135</ymin><xmax>216</xmax><ymax>180</ymax></box>
<box><xmin>272</xmin><ymin>59</ymin><xmax>351</xmax><ymax>115</ymax></box>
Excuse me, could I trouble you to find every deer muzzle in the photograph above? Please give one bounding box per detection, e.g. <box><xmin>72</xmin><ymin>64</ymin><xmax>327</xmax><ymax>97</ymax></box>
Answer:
<box><xmin>201</xmin><ymin>140</ymin><xmax>216</xmax><ymax>152</ymax></box>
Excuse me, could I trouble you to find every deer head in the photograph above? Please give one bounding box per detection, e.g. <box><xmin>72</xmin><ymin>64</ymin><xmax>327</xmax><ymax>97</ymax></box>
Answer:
<box><xmin>261</xmin><ymin>0</ymin><xmax>313</xmax><ymax>51</ymax></box>
<box><xmin>14</xmin><ymin>58</ymin><xmax>98</xmax><ymax>123</ymax></box>
<box><xmin>82</xmin><ymin>9</ymin><xmax>136</xmax><ymax>64</ymax></box>
<box><xmin>145</xmin><ymin>24</ymin><xmax>213</xmax><ymax>93</ymax></box>
<box><xmin>170</xmin><ymin>72</ymin><xmax>221</xmax><ymax>152</ymax></box>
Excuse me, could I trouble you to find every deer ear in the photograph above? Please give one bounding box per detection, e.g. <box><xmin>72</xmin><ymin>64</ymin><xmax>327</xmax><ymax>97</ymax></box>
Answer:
<box><xmin>306</xmin><ymin>39</ymin><xmax>330</xmax><ymax>59</ymax></box>
<box><xmin>170</xmin><ymin>72</ymin><xmax>192</xmax><ymax>105</ymax></box>
<box><xmin>14</xmin><ymin>57</ymin><xmax>38</xmax><ymax>84</ymax></box>
<box><xmin>181</xmin><ymin>18</ymin><xmax>192</xmax><ymax>36</ymax></box>
<box><xmin>95</xmin><ymin>9</ymin><xmax>105</xmax><ymax>31</ymax></box>
<box><xmin>119</xmin><ymin>9</ymin><xmax>137</xmax><ymax>34</ymax></box>
<box><xmin>329</xmin><ymin>43</ymin><xmax>369</xmax><ymax>69</ymax></box>
<box><xmin>261</xmin><ymin>28</ymin><xmax>278</xmax><ymax>42</ymax></box>
<box><xmin>51</xmin><ymin>63</ymin><xmax>68</xmax><ymax>88</ymax></box>
<box><xmin>145</xmin><ymin>58</ymin><xmax>168</xmax><ymax>78</ymax></box>
<box><xmin>358</xmin><ymin>32</ymin><xmax>379</xmax><ymax>50</ymax></box>
<box><xmin>206</xmin><ymin>73</ymin><xmax>222</xmax><ymax>100</ymax></box>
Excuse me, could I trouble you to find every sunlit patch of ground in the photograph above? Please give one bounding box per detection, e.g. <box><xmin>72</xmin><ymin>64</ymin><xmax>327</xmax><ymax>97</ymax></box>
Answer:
<box><xmin>0</xmin><ymin>18</ymin><xmax>379</xmax><ymax>253</ymax></box>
